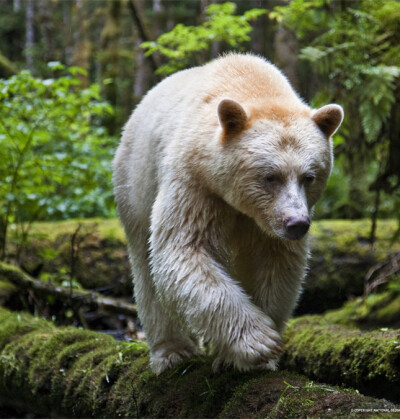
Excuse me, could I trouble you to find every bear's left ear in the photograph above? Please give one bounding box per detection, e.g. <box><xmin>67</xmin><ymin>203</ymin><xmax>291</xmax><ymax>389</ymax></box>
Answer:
<box><xmin>218</xmin><ymin>98</ymin><xmax>248</xmax><ymax>140</ymax></box>
<box><xmin>312</xmin><ymin>104</ymin><xmax>344</xmax><ymax>138</ymax></box>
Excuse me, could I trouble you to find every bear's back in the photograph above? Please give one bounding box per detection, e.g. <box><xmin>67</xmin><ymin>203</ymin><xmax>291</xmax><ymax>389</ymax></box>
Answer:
<box><xmin>203</xmin><ymin>53</ymin><xmax>298</xmax><ymax>102</ymax></box>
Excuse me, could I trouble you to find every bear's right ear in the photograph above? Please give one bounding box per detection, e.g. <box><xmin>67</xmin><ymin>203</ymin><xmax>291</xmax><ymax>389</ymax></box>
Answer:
<box><xmin>312</xmin><ymin>104</ymin><xmax>344</xmax><ymax>138</ymax></box>
<box><xmin>218</xmin><ymin>98</ymin><xmax>248</xmax><ymax>141</ymax></box>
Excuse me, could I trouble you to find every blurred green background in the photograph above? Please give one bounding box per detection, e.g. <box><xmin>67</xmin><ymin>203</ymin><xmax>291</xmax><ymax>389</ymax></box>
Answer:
<box><xmin>1</xmin><ymin>0</ymin><xmax>400</xmax><ymax>261</ymax></box>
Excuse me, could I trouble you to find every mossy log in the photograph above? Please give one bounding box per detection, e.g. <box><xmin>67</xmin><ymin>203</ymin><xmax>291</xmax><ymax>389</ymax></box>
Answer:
<box><xmin>0</xmin><ymin>308</ymin><xmax>399</xmax><ymax>418</ymax></box>
<box><xmin>10</xmin><ymin>219</ymin><xmax>132</xmax><ymax>296</ymax></box>
<box><xmin>0</xmin><ymin>262</ymin><xmax>137</xmax><ymax>318</ymax></box>
<box><xmin>281</xmin><ymin>315</ymin><xmax>400</xmax><ymax>403</ymax></box>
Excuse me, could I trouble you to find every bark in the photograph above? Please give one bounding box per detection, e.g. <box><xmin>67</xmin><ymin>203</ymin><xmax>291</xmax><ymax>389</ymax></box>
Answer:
<box><xmin>36</xmin><ymin>0</ymin><xmax>56</xmax><ymax>62</ymax></box>
<box><xmin>13</xmin><ymin>0</ymin><xmax>22</xmax><ymax>12</ymax></box>
<box><xmin>0</xmin><ymin>262</ymin><xmax>137</xmax><ymax>319</ymax></box>
<box><xmin>100</xmin><ymin>0</ymin><xmax>122</xmax><ymax>109</ymax></box>
<box><xmin>273</xmin><ymin>26</ymin><xmax>299</xmax><ymax>90</ymax></box>
<box><xmin>127</xmin><ymin>0</ymin><xmax>160</xmax><ymax>75</ymax></box>
<box><xmin>281</xmin><ymin>315</ymin><xmax>400</xmax><ymax>403</ymax></box>
<box><xmin>62</xmin><ymin>1</ymin><xmax>73</xmax><ymax>66</ymax></box>
<box><xmin>152</xmin><ymin>0</ymin><xmax>165</xmax><ymax>38</ymax></box>
<box><xmin>71</xmin><ymin>0</ymin><xmax>90</xmax><ymax>86</ymax></box>
<box><xmin>0</xmin><ymin>308</ymin><xmax>398</xmax><ymax>418</ymax></box>
<box><xmin>25</xmin><ymin>0</ymin><xmax>34</xmax><ymax>70</ymax></box>
<box><xmin>133</xmin><ymin>37</ymin><xmax>150</xmax><ymax>102</ymax></box>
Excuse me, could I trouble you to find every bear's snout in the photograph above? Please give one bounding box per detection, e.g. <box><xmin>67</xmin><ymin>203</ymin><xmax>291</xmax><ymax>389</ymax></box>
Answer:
<box><xmin>284</xmin><ymin>215</ymin><xmax>310</xmax><ymax>240</ymax></box>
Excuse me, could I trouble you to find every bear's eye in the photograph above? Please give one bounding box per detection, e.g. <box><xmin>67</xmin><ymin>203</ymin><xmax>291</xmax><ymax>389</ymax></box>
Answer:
<box><xmin>303</xmin><ymin>174</ymin><xmax>315</xmax><ymax>184</ymax></box>
<box><xmin>265</xmin><ymin>174</ymin><xmax>277</xmax><ymax>183</ymax></box>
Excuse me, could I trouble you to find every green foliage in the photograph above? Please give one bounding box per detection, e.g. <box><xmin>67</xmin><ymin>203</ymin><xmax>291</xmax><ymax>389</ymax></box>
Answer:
<box><xmin>314</xmin><ymin>152</ymin><xmax>350</xmax><ymax>219</ymax></box>
<box><xmin>269</xmin><ymin>0</ymin><xmax>331</xmax><ymax>40</ymax></box>
<box><xmin>141</xmin><ymin>2</ymin><xmax>266</xmax><ymax>75</ymax></box>
<box><xmin>271</xmin><ymin>0</ymin><xmax>400</xmax><ymax>229</ymax></box>
<box><xmin>294</xmin><ymin>1</ymin><xmax>400</xmax><ymax>143</ymax></box>
<box><xmin>0</xmin><ymin>63</ymin><xmax>116</xmax><ymax>258</ymax></box>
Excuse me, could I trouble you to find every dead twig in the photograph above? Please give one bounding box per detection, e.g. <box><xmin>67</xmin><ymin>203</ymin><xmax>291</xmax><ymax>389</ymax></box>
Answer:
<box><xmin>364</xmin><ymin>252</ymin><xmax>400</xmax><ymax>296</ymax></box>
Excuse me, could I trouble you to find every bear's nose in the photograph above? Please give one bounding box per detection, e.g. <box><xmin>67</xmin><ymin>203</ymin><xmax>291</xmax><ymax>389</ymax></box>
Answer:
<box><xmin>284</xmin><ymin>216</ymin><xmax>310</xmax><ymax>240</ymax></box>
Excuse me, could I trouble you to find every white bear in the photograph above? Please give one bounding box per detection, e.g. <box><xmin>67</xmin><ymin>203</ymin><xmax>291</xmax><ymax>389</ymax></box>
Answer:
<box><xmin>113</xmin><ymin>53</ymin><xmax>343</xmax><ymax>375</ymax></box>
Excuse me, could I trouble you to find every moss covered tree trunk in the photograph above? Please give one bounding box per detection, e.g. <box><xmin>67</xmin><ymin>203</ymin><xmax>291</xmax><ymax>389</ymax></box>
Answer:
<box><xmin>0</xmin><ymin>308</ymin><xmax>399</xmax><ymax>418</ymax></box>
<box><xmin>281</xmin><ymin>315</ymin><xmax>400</xmax><ymax>403</ymax></box>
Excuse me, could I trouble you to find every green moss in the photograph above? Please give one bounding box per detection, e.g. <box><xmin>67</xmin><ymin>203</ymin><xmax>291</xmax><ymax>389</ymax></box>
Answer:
<box><xmin>219</xmin><ymin>372</ymin><xmax>397</xmax><ymax>419</ymax></box>
<box><xmin>16</xmin><ymin>218</ymin><xmax>126</xmax><ymax>243</ymax></box>
<box><xmin>0</xmin><ymin>279</ymin><xmax>18</xmax><ymax>306</ymax></box>
<box><xmin>1</xmin><ymin>308</ymin><xmax>398</xmax><ymax>417</ymax></box>
<box><xmin>0</xmin><ymin>308</ymin><xmax>52</xmax><ymax>349</ymax></box>
<box><xmin>324</xmin><ymin>292</ymin><xmax>400</xmax><ymax>329</ymax></box>
<box><xmin>269</xmin><ymin>380</ymin><xmax>398</xmax><ymax>419</ymax></box>
<box><xmin>22</xmin><ymin>218</ymin><xmax>398</xmax><ymax>257</ymax></box>
<box><xmin>0</xmin><ymin>309</ymin><xmax>393</xmax><ymax>418</ymax></box>
<box><xmin>219</xmin><ymin>373</ymin><xmax>291</xmax><ymax>418</ymax></box>
<box><xmin>0</xmin><ymin>279</ymin><xmax>17</xmax><ymax>293</ymax></box>
<box><xmin>0</xmin><ymin>307</ymin><xmax>150</xmax><ymax>417</ymax></box>
<box><xmin>281</xmin><ymin>315</ymin><xmax>400</xmax><ymax>402</ymax></box>
<box><xmin>310</xmin><ymin>219</ymin><xmax>399</xmax><ymax>258</ymax></box>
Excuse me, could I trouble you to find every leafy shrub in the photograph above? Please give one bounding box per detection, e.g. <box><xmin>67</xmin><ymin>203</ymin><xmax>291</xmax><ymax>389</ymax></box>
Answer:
<box><xmin>0</xmin><ymin>63</ymin><xmax>116</xmax><ymax>258</ymax></box>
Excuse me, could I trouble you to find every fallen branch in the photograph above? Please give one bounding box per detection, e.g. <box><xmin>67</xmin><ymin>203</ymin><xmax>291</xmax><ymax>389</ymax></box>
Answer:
<box><xmin>0</xmin><ymin>262</ymin><xmax>137</xmax><ymax>318</ymax></box>
<box><xmin>281</xmin><ymin>315</ymin><xmax>400</xmax><ymax>403</ymax></box>
<box><xmin>0</xmin><ymin>50</ymin><xmax>17</xmax><ymax>76</ymax></box>
<box><xmin>0</xmin><ymin>308</ymin><xmax>397</xmax><ymax>418</ymax></box>
<box><xmin>364</xmin><ymin>252</ymin><xmax>400</xmax><ymax>296</ymax></box>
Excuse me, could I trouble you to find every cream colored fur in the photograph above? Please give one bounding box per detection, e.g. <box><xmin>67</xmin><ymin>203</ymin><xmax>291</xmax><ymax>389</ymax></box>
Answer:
<box><xmin>113</xmin><ymin>53</ymin><xmax>343</xmax><ymax>375</ymax></box>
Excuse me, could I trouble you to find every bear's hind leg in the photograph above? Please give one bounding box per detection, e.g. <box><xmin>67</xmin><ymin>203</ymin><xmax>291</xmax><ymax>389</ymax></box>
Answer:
<box><xmin>128</xmin><ymin>232</ymin><xmax>201</xmax><ymax>375</ymax></box>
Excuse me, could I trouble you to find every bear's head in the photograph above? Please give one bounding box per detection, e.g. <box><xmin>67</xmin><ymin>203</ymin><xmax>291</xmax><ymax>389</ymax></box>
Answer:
<box><xmin>215</xmin><ymin>98</ymin><xmax>344</xmax><ymax>241</ymax></box>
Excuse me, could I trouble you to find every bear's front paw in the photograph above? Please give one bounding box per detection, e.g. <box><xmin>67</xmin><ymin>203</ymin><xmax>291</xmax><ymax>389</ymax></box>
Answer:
<box><xmin>212</xmin><ymin>318</ymin><xmax>283</xmax><ymax>372</ymax></box>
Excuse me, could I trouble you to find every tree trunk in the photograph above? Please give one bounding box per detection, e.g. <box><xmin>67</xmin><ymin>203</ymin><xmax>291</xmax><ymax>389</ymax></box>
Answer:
<box><xmin>127</xmin><ymin>0</ymin><xmax>160</xmax><ymax>75</ymax></box>
<box><xmin>36</xmin><ymin>0</ymin><xmax>56</xmax><ymax>63</ymax></box>
<box><xmin>133</xmin><ymin>37</ymin><xmax>150</xmax><ymax>103</ymax></box>
<box><xmin>0</xmin><ymin>307</ymin><xmax>397</xmax><ymax>418</ymax></box>
<box><xmin>71</xmin><ymin>0</ymin><xmax>90</xmax><ymax>86</ymax></box>
<box><xmin>25</xmin><ymin>0</ymin><xmax>34</xmax><ymax>70</ymax></box>
<box><xmin>101</xmin><ymin>0</ymin><xmax>122</xmax><ymax>108</ymax></box>
<box><xmin>13</xmin><ymin>0</ymin><xmax>22</xmax><ymax>12</ymax></box>
<box><xmin>273</xmin><ymin>26</ymin><xmax>299</xmax><ymax>90</ymax></box>
<box><xmin>62</xmin><ymin>1</ymin><xmax>73</xmax><ymax>66</ymax></box>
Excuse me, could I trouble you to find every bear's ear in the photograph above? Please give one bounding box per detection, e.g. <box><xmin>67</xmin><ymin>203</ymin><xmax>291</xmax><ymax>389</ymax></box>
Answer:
<box><xmin>312</xmin><ymin>104</ymin><xmax>344</xmax><ymax>138</ymax></box>
<box><xmin>218</xmin><ymin>98</ymin><xmax>248</xmax><ymax>140</ymax></box>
